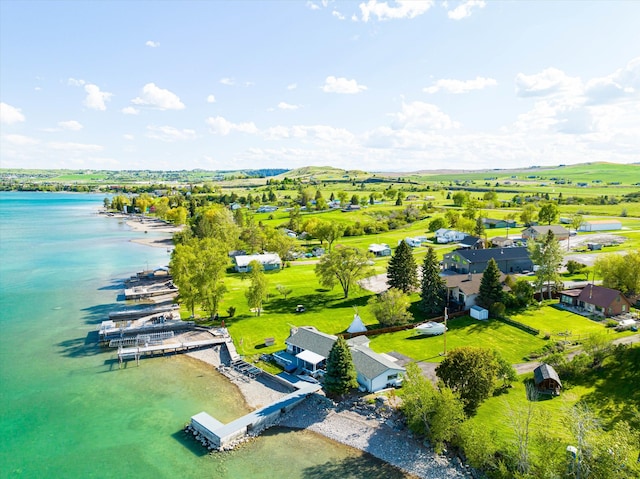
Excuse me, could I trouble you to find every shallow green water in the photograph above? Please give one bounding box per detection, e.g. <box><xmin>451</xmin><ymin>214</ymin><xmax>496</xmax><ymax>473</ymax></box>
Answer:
<box><xmin>0</xmin><ymin>192</ymin><xmax>408</xmax><ymax>479</ymax></box>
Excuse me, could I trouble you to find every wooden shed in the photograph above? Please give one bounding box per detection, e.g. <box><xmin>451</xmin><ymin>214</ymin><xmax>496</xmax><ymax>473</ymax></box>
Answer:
<box><xmin>533</xmin><ymin>363</ymin><xmax>562</xmax><ymax>396</ymax></box>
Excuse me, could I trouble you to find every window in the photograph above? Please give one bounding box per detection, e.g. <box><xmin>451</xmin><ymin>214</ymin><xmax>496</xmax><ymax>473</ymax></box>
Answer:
<box><xmin>387</xmin><ymin>374</ymin><xmax>398</xmax><ymax>380</ymax></box>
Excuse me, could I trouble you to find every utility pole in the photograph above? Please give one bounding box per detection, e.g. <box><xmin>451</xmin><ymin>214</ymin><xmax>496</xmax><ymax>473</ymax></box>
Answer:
<box><xmin>442</xmin><ymin>307</ymin><xmax>448</xmax><ymax>356</ymax></box>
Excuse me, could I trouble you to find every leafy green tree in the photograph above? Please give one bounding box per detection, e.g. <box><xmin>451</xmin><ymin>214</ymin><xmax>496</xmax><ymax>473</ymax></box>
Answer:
<box><xmin>245</xmin><ymin>260</ymin><xmax>268</xmax><ymax>316</ymax></box>
<box><xmin>192</xmin><ymin>205</ymin><xmax>240</xmax><ymax>247</ymax></box>
<box><xmin>512</xmin><ymin>279</ymin><xmax>535</xmax><ymax>307</ymax></box>
<box><xmin>566</xmin><ymin>260</ymin><xmax>587</xmax><ymax>276</ymax></box>
<box><xmin>462</xmin><ymin>199</ymin><xmax>481</xmax><ymax>220</ymax></box>
<box><xmin>264</xmin><ymin>226</ymin><xmax>297</xmax><ymax>261</ymax></box>
<box><xmin>315</xmin><ymin>246</ymin><xmax>373</xmax><ymax>298</ymax></box>
<box><xmin>170</xmin><ymin>240</ymin><xmax>199</xmax><ymax>317</ymax></box>
<box><xmin>276</xmin><ymin>284</ymin><xmax>292</xmax><ymax>300</ymax></box>
<box><xmin>368</xmin><ymin>288</ymin><xmax>412</xmax><ymax>326</ymax></box>
<box><xmin>529</xmin><ymin>230</ymin><xmax>563</xmax><ymax>299</ymax></box>
<box><xmin>194</xmin><ymin>238</ymin><xmax>229</xmax><ymax>319</ymax></box>
<box><xmin>387</xmin><ymin>240</ymin><xmax>417</xmax><ymax>293</ymax></box>
<box><xmin>595</xmin><ymin>249</ymin><xmax>640</xmax><ymax>295</ymax></box>
<box><xmin>420</xmin><ymin>246</ymin><xmax>446</xmax><ymax>315</ymax></box>
<box><xmin>401</xmin><ymin>363</ymin><xmax>465</xmax><ymax>453</ymax></box>
<box><xmin>395</xmin><ymin>191</ymin><xmax>403</xmax><ymax>206</ymax></box>
<box><xmin>314</xmin><ymin>220</ymin><xmax>345</xmax><ymax>251</ymax></box>
<box><xmin>323</xmin><ymin>336</ymin><xmax>358</xmax><ymax>397</ymax></box>
<box><xmin>520</xmin><ymin>204</ymin><xmax>538</xmax><ymax>226</ymax></box>
<box><xmin>476</xmin><ymin>258</ymin><xmax>503</xmax><ymax>311</ymax></box>
<box><xmin>153</xmin><ymin>196</ymin><xmax>170</xmax><ymax>219</ymax></box>
<box><xmin>436</xmin><ymin>346</ymin><xmax>498</xmax><ymax>415</ymax></box>
<box><xmin>537</xmin><ymin>202</ymin><xmax>558</xmax><ymax>225</ymax></box>
<box><xmin>428</xmin><ymin>217</ymin><xmax>446</xmax><ymax>232</ymax></box>
<box><xmin>166</xmin><ymin>206</ymin><xmax>187</xmax><ymax>225</ymax></box>
<box><xmin>445</xmin><ymin>209</ymin><xmax>460</xmax><ymax>227</ymax></box>
<box><xmin>452</xmin><ymin>191</ymin><xmax>469</xmax><ymax>207</ymax></box>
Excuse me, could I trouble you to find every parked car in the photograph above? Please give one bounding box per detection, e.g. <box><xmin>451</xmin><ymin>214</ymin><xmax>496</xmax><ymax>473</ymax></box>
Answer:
<box><xmin>295</xmin><ymin>305</ymin><xmax>305</xmax><ymax>313</ymax></box>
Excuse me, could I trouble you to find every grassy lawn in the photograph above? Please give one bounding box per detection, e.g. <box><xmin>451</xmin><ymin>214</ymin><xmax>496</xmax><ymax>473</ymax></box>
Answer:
<box><xmin>367</xmin><ymin>316</ymin><xmax>547</xmax><ymax>364</ymax></box>
<box><xmin>507</xmin><ymin>304</ymin><xmax>621</xmax><ymax>338</ymax></box>
<box><xmin>467</xmin><ymin>343</ymin><xmax>640</xmax><ymax>452</ymax></box>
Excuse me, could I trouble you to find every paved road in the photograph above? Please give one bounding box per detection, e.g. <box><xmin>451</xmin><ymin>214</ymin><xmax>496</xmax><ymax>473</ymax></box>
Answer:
<box><xmin>416</xmin><ymin>333</ymin><xmax>640</xmax><ymax>380</ymax></box>
<box><xmin>512</xmin><ymin>333</ymin><xmax>640</xmax><ymax>375</ymax></box>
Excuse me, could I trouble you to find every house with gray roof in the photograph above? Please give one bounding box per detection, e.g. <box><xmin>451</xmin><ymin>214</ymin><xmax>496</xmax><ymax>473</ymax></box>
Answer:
<box><xmin>281</xmin><ymin>326</ymin><xmax>404</xmax><ymax>392</ymax></box>
<box><xmin>521</xmin><ymin>225</ymin><xmax>569</xmax><ymax>241</ymax></box>
<box><xmin>443</xmin><ymin>247</ymin><xmax>533</xmax><ymax>275</ymax></box>
<box><xmin>533</xmin><ymin>363</ymin><xmax>562</xmax><ymax>395</ymax></box>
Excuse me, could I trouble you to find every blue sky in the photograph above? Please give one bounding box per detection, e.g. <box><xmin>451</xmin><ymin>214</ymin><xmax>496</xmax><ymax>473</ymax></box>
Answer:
<box><xmin>1</xmin><ymin>0</ymin><xmax>639</xmax><ymax>172</ymax></box>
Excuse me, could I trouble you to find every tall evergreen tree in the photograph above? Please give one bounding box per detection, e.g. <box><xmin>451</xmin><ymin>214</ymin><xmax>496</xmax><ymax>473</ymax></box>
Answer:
<box><xmin>476</xmin><ymin>258</ymin><xmax>503</xmax><ymax>310</ymax></box>
<box><xmin>387</xmin><ymin>240</ymin><xmax>418</xmax><ymax>293</ymax></box>
<box><xmin>323</xmin><ymin>337</ymin><xmax>358</xmax><ymax>397</ymax></box>
<box><xmin>420</xmin><ymin>246</ymin><xmax>447</xmax><ymax>315</ymax></box>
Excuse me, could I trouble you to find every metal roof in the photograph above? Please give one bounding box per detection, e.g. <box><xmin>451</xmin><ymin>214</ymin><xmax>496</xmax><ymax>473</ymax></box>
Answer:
<box><xmin>448</xmin><ymin>247</ymin><xmax>530</xmax><ymax>264</ymax></box>
<box><xmin>533</xmin><ymin>363</ymin><xmax>562</xmax><ymax>387</ymax></box>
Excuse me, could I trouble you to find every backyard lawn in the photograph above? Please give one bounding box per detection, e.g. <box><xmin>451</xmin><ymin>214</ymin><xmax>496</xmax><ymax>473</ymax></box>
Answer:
<box><xmin>367</xmin><ymin>316</ymin><xmax>547</xmax><ymax>364</ymax></box>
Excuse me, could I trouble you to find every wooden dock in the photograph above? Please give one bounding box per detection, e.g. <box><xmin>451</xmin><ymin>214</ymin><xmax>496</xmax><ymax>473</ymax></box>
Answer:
<box><xmin>117</xmin><ymin>330</ymin><xmax>227</xmax><ymax>367</ymax></box>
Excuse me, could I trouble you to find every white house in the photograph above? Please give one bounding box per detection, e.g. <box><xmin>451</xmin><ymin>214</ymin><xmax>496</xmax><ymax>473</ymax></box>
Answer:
<box><xmin>368</xmin><ymin>243</ymin><xmax>392</xmax><ymax>256</ymax></box>
<box><xmin>578</xmin><ymin>220</ymin><xmax>622</xmax><ymax>232</ymax></box>
<box><xmin>435</xmin><ymin>229</ymin><xmax>467</xmax><ymax>244</ymax></box>
<box><xmin>280</xmin><ymin>326</ymin><xmax>404</xmax><ymax>392</ymax></box>
<box><xmin>234</xmin><ymin>253</ymin><xmax>282</xmax><ymax>272</ymax></box>
<box><xmin>401</xmin><ymin>237</ymin><xmax>422</xmax><ymax>247</ymax></box>
<box><xmin>256</xmin><ymin>205</ymin><xmax>278</xmax><ymax>213</ymax></box>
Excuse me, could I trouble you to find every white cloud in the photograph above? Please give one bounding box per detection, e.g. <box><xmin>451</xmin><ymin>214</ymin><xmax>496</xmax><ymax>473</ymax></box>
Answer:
<box><xmin>322</xmin><ymin>76</ymin><xmax>367</xmax><ymax>94</ymax></box>
<box><xmin>3</xmin><ymin>134</ymin><xmax>38</xmax><ymax>145</ymax></box>
<box><xmin>447</xmin><ymin>0</ymin><xmax>486</xmax><ymax>20</ymax></box>
<box><xmin>146</xmin><ymin>125</ymin><xmax>197</xmax><ymax>142</ymax></box>
<box><xmin>307</xmin><ymin>1</ymin><xmax>321</xmax><ymax>10</ymax></box>
<box><xmin>391</xmin><ymin>101</ymin><xmax>460</xmax><ymax>130</ymax></box>
<box><xmin>278</xmin><ymin>102</ymin><xmax>300</xmax><ymax>110</ymax></box>
<box><xmin>121</xmin><ymin>107</ymin><xmax>139</xmax><ymax>115</ymax></box>
<box><xmin>145</xmin><ymin>40</ymin><xmax>160</xmax><ymax>48</ymax></box>
<box><xmin>515</xmin><ymin>68</ymin><xmax>582</xmax><ymax>98</ymax></box>
<box><xmin>424</xmin><ymin>76</ymin><xmax>497</xmax><ymax>94</ymax></box>
<box><xmin>332</xmin><ymin>10</ymin><xmax>346</xmax><ymax>20</ymax></box>
<box><xmin>58</xmin><ymin>120</ymin><xmax>83</xmax><ymax>131</ymax></box>
<box><xmin>287</xmin><ymin>83</ymin><xmax>298</xmax><ymax>90</ymax></box>
<box><xmin>207</xmin><ymin>94</ymin><xmax>216</xmax><ymax>103</ymax></box>
<box><xmin>585</xmin><ymin>56</ymin><xmax>640</xmax><ymax>104</ymax></box>
<box><xmin>206</xmin><ymin>116</ymin><xmax>258</xmax><ymax>135</ymax></box>
<box><xmin>220</xmin><ymin>77</ymin><xmax>235</xmax><ymax>86</ymax></box>
<box><xmin>359</xmin><ymin>0</ymin><xmax>433</xmax><ymax>22</ymax></box>
<box><xmin>67</xmin><ymin>77</ymin><xmax>85</xmax><ymax>86</ymax></box>
<box><xmin>47</xmin><ymin>141</ymin><xmax>103</xmax><ymax>152</ymax></box>
<box><xmin>132</xmin><ymin>83</ymin><xmax>185</xmax><ymax>110</ymax></box>
<box><xmin>84</xmin><ymin>84</ymin><xmax>113</xmax><ymax>110</ymax></box>
<box><xmin>0</xmin><ymin>102</ymin><xmax>26</xmax><ymax>124</ymax></box>
<box><xmin>123</xmin><ymin>134</ymin><xmax>135</xmax><ymax>141</ymax></box>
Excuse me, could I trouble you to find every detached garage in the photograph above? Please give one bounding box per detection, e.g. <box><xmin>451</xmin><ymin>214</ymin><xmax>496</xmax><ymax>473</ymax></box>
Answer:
<box><xmin>470</xmin><ymin>305</ymin><xmax>489</xmax><ymax>320</ymax></box>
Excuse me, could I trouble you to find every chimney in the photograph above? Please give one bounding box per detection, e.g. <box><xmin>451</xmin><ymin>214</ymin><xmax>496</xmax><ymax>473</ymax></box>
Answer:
<box><xmin>589</xmin><ymin>284</ymin><xmax>592</xmax><ymax>300</ymax></box>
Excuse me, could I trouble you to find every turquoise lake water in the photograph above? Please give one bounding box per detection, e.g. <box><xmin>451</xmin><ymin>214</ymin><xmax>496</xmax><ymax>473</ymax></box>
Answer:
<box><xmin>0</xmin><ymin>192</ymin><xmax>409</xmax><ymax>479</ymax></box>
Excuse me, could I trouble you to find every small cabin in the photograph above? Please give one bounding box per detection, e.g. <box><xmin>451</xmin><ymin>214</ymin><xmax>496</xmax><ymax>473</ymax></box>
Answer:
<box><xmin>533</xmin><ymin>363</ymin><xmax>562</xmax><ymax>396</ymax></box>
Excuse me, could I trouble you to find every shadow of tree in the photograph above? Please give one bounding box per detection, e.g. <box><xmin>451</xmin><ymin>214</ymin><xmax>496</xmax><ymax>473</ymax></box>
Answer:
<box><xmin>98</xmin><ymin>278</ymin><xmax>125</xmax><ymax>291</ymax></box>
<box><xmin>57</xmin><ymin>332</ymin><xmax>104</xmax><ymax>358</ymax></box>
<box><xmin>301</xmin><ymin>455</ymin><xmax>408</xmax><ymax>479</ymax></box>
<box><xmin>81</xmin><ymin>303</ymin><xmax>120</xmax><ymax>324</ymax></box>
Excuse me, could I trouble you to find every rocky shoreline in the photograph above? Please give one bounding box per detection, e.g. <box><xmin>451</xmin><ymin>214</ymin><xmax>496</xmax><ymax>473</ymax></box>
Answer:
<box><xmin>186</xmin><ymin>346</ymin><xmax>470</xmax><ymax>479</ymax></box>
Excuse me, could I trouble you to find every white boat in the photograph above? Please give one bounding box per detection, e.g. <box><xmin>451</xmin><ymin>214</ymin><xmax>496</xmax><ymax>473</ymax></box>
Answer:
<box><xmin>415</xmin><ymin>321</ymin><xmax>447</xmax><ymax>336</ymax></box>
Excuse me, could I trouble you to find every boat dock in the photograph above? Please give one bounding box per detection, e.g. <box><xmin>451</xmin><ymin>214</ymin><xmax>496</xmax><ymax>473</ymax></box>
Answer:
<box><xmin>109</xmin><ymin>303</ymin><xmax>179</xmax><ymax>321</ymax></box>
<box><xmin>123</xmin><ymin>280</ymin><xmax>178</xmax><ymax>300</ymax></box>
<box><xmin>188</xmin><ymin>381</ymin><xmax>321</xmax><ymax>450</ymax></box>
<box><xmin>116</xmin><ymin>329</ymin><xmax>228</xmax><ymax>367</ymax></box>
<box><xmin>98</xmin><ymin>311</ymin><xmax>194</xmax><ymax>342</ymax></box>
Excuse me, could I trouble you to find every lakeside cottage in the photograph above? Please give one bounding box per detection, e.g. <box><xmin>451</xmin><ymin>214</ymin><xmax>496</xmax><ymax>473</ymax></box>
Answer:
<box><xmin>368</xmin><ymin>243</ymin><xmax>392</xmax><ymax>257</ymax></box>
<box><xmin>482</xmin><ymin>218</ymin><xmax>517</xmax><ymax>229</ymax></box>
<box><xmin>276</xmin><ymin>326</ymin><xmax>405</xmax><ymax>393</ymax></box>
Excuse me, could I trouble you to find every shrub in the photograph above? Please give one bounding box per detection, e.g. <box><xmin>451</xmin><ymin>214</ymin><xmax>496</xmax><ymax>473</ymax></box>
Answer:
<box><xmin>490</xmin><ymin>302</ymin><xmax>506</xmax><ymax>318</ymax></box>
<box><xmin>227</xmin><ymin>306</ymin><xmax>236</xmax><ymax>318</ymax></box>
<box><xmin>605</xmin><ymin>319</ymin><xmax>618</xmax><ymax>328</ymax></box>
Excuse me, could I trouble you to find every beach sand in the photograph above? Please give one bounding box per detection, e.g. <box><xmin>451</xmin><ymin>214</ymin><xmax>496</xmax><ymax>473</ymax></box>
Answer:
<box><xmin>125</xmin><ymin>217</ymin><xmax>183</xmax><ymax>248</ymax></box>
